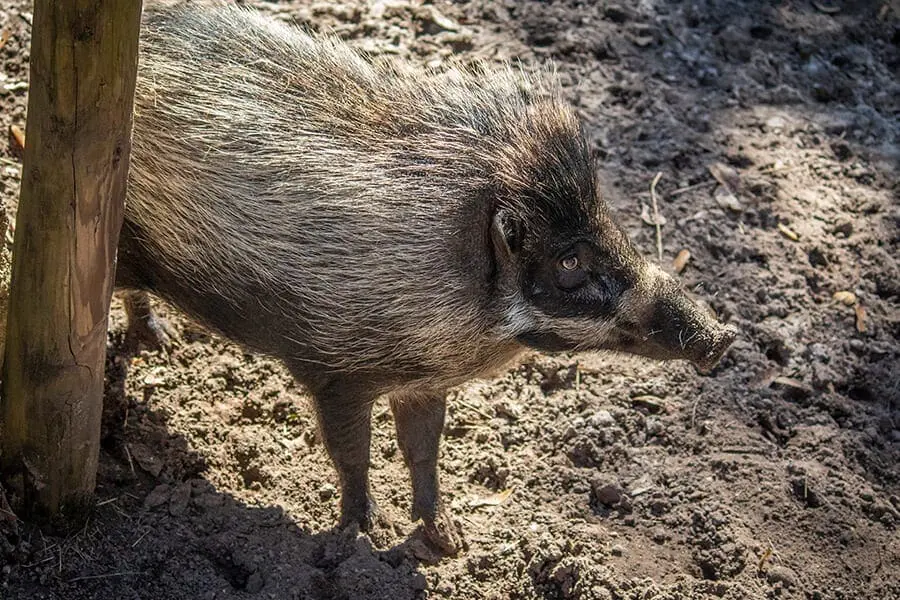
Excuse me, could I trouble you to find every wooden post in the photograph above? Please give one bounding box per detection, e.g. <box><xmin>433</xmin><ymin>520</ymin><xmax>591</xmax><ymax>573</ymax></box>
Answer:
<box><xmin>0</xmin><ymin>1</ymin><xmax>143</xmax><ymax>520</ymax></box>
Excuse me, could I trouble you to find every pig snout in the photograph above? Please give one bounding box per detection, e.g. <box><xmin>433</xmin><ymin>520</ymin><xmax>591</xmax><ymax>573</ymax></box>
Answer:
<box><xmin>607</xmin><ymin>269</ymin><xmax>737</xmax><ymax>371</ymax></box>
<box><xmin>646</xmin><ymin>289</ymin><xmax>737</xmax><ymax>371</ymax></box>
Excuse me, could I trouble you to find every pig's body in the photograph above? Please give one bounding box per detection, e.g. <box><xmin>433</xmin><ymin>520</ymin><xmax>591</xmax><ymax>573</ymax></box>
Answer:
<box><xmin>120</xmin><ymin>4</ymin><xmax>735</xmax><ymax>553</ymax></box>
<box><xmin>122</xmin><ymin>7</ymin><xmax>522</xmax><ymax>392</ymax></box>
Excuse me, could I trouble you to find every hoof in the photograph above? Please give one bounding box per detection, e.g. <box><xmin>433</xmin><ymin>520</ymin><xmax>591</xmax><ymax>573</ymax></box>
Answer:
<box><xmin>422</xmin><ymin>507</ymin><xmax>467</xmax><ymax>556</ymax></box>
<box><xmin>340</xmin><ymin>498</ymin><xmax>397</xmax><ymax>548</ymax></box>
<box><xmin>126</xmin><ymin>313</ymin><xmax>177</xmax><ymax>353</ymax></box>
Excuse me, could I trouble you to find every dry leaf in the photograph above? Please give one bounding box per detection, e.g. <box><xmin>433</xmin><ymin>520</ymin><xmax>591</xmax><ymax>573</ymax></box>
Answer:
<box><xmin>749</xmin><ymin>366</ymin><xmax>779</xmax><ymax>390</ymax></box>
<box><xmin>855</xmin><ymin>304</ymin><xmax>867</xmax><ymax>333</ymax></box>
<box><xmin>631</xmin><ymin>35</ymin><xmax>654</xmax><ymax>47</ymax></box>
<box><xmin>777</xmin><ymin>223</ymin><xmax>799</xmax><ymax>241</ymax></box>
<box><xmin>143</xmin><ymin>366</ymin><xmax>167</xmax><ymax>387</ymax></box>
<box><xmin>708</xmin><ymin>162</ymin><xmax>740</xmax><ymax>193</ymax></box>
<box><xmin>631</xmin><ymin>395</ymin><xmax>667</xmax><ymax>414</ymax></box>
<box><xmin>8</xmin><ymin>124</ymin><xmax>24</xmax><ymax>158</ymax></box>
<box><xmin>640</xmin><ymin>203</ymin><xmax>666</xmax><ymax>226</ymax></box>
<box><xmin>772</xmin><ymin>376</ymin><xmax>814</xmax><ymax>394</ymax></box>
<box><xmin>832</xmin><ymin>290</ymin><xmax>856</xmax><ymax>306</ymax></box>
<box><xmin>673</xmin><ymin>249</ymin><xmax>691</xmax><ymax>273</ymax></box>
<box><xmin>470</xmin><ymin>488</ymin><xmax>514</xmax><ymax>508</ymax></box>
<box><xmin>128</xmin><ymin>443</ymin><xmax>164</xmax><ymax>477</ymax></box>
<box><xmin>0</xmin><ymin>29</ymin><xmax>9</xmax><ymax>52</ymax></box>
<box><xmin>428</xmin><ymin>6</ymin><xmax>460</xmax><ymax>31</ymax></box>
<box><xmin>714</xmin><ymin>186</ymin><xmax>742</xmax><ymax>211</ymax></box>
<box><xmin>758</xmin><ymin>546</ymin><xmax>774</xmax><ymax>573</ymax></box>
<box><xmin>813</xmin><ymin>1</ymin><xmax>842</xmax><ymax>14</ymax></box>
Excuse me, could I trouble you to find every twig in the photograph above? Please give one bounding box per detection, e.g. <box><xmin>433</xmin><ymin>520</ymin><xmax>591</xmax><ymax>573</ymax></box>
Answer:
<box><xmin>669</xmin><ymin>180</ymin><xmax>715</xmax><ymax>196</ymax></box>
<box><xmin>23</xmin><ymin>555</ymin><xmax>57</xmax><ymax>569</ymax></box>
<box><xmin>649</xmin><ymin>172</ymin><xmax>664</xmax><ymax>262</ymax></box>
<box><xmin>455</xmin><ymin>397</ymin><xmax>494</xmax><ymax>421</ymax></box>
<box><xmin>757</xmin><ymin>164</ymin><xmax>806</xmax><ymax>176</ymax></box>
<box><xmin>131</xmin><ymin>529</ymin><xmax>150</xmax><ymax>548</ymax></box>
<box><xmin>68</xmin><ymin>571</ymin><xmax>144</xmax><ymax>583</ymax></box>
<box><xmin>123</xmin><ymin>443</ymin><xmax>135</xmax><ymax>476</ymax></box>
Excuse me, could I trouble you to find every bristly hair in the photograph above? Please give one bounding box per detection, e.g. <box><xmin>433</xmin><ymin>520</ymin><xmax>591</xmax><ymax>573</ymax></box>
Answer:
<box><xmin>129</xmin><ymin>4</ymin><xmax>604</xmax><ymax>383</ymax></box>
<box><xmin>487</xmin><ymin>102</ymin><xmax>597</xmax><ymax>234</ymax></box>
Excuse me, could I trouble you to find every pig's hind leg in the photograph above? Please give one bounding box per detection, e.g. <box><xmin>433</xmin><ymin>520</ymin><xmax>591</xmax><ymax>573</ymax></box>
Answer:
<box><xmin>122</xmin><ymin>290</ymin><xmax>176</xmax><ymax>352</ymax></box>
<box><xmin>390</xmin><ymin>392</ymin><xmax>466</xmax><ymax>555</ymax></box>
<box><xmin>115</xmin><ymin>240</ymin><xmax>176</xmax><ymax>353</ymax></box>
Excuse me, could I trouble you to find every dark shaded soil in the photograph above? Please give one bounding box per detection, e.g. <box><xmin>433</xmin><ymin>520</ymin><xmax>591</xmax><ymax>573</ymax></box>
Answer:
<box><xmin>0</xmin><ymin>1</ymin><xmax>898</xmax><ymax>599</ymax></box>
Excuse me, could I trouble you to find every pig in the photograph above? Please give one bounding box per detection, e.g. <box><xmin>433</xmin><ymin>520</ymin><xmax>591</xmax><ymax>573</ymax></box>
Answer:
<box><xmin>117</xmin><ymin>4</ymin><xmax>736</xmax><ymax>553</ymax></box>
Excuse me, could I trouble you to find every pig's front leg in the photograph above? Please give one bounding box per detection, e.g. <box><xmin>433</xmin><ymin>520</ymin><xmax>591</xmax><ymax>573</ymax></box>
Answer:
<box><xmin>390</xmin><ymin>392</ymin><xmax>465</xmax><ymax>555</ymax></box>
<box><xmin>308</xmin><ymin>378</ymin><xmax>381</xmax><ymax>531</ymax></box>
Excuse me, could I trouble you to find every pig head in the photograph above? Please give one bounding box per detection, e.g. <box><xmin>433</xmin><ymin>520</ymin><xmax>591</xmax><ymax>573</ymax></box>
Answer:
<box><xmin>488</xmin><ymin>118</ymin><xmax>736</xmax><ymax>370</ymax></box>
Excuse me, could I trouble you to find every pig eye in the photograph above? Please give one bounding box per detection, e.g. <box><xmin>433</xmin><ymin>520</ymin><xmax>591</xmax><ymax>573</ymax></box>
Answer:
<box><xmin>560</xmin><ymin>256</ymin><xmax>579</xmax><ymax>271</ymax></box>
<box><xmin>556</xmin><ymin>253</ymin><xmax>587</xmax><ymax>290</ymax></box>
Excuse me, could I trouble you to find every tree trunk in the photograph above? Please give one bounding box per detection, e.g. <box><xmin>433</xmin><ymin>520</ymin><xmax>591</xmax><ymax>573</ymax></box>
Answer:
<box><xmin>0</xmin><ymin>0</ymin><xmax>143</xmax><ymax>521</ymax></box>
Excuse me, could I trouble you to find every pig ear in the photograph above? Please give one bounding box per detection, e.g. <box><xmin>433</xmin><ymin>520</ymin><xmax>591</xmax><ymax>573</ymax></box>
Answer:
<box><xmin>491</xmin><ymin>209</ymin><xmax>523</xmax><ymax>258</ymax></box>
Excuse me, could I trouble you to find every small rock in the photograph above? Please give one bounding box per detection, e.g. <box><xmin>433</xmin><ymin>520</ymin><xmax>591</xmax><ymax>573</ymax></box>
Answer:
<box><xmin>831</xmin><ymin>220</ymin><xmax>853</xmax><ymax>237</ymax></box>
<box><xmin>427</xmin><ymin>6</ymin><xmax>459</xmax><ymax>32</ymax></box>
<box><xmin>832</xmin><ymin>290</ymin><xmax>857</xmax><ymax>306</ymax></box>
<box><xmin>765</xmin><ymin>115</ymin><xmax>787</xmax><ymax>133</ymax></box>
<box><xmin>610</xmin><ymin>544</ymin><xmax>625</xmax><ymax>556</ymax></box>
<box><xmin>831</xmin><ymin>140</ymin><xmax>853</xmax><ymax>161</ymax></box>
<box><xmin>143</xmin><ymin>484</ymin><xmax>171</xmax><ymax>509</ymax></box>
<box><xmin>714</xmin><ymin>185</ymin><xmax>742</xmax><ymax>212</ymax></box>
<box><xmin>142</xmin><ymin>366</ymin><xmax>167</xmax><ymax>387</ymax></box>
<box><xmin>767</xmin><ymin>565</ymin><xmax>799</xmax><ymax>588</ymax></box>
<box><xmin>631</xmin><ymin>395</ymin><xmax>666</xmax><ymax>414</ymax></box>
<box><xmin>650</xmin><ymin>526</ymin><xmax>670</xmax><ymax>544</ymax></box>
<box><xmin>411</xmin><ymin>572</ymin><xmax>427</xmax><ymax>591</ymax></box>
<box><xmin>592</xmin><ymin>482</ymin><xmax>623</xmax><ymax>507</ymax></box>
<box><xmin>604</xmin><ymin>5</ymin><xmax>631</xmax><ymax>23</ymax></box>
<box><xmin>130</xmin><ymin>443</ymin><xmax>164</xmax><ymax>477</ymax></box>
<box><xmin>590</xmin><ymin>410</ymin><xmax>615</xmax><ymax>428</ymax></box>
<box><xmin>319</xmin><ymin>483</ymin><xmax>337</xmax><ymax>501</ymax></box>
<box><xmin>168</xmin><ymin>481</ymin><xmax>192</xmax><ymax>516</ymax></box>
<box><xmin>630</xmin><ymin>34</ymin><xmax>654</xmax><ymax>48</ymax></box>
<box><xmin>245</xmin><ymin>571</ymin><xmax>265</xmax><ymax>594</ymax></box>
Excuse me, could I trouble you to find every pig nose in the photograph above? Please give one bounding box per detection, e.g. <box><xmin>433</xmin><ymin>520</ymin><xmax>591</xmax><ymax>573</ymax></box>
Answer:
<box><xmin>691</xmin><ymin>322</ymin><xmax>737</xmax><ymax>373</ymax></box>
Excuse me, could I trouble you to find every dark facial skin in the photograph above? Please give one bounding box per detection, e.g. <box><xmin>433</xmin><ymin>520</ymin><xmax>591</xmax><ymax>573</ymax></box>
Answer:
<box><xmin>512</xmin><ymin>227</ymin><xmax>638</xmax><ymax>352</ymax></box>
<box><xmin>505</xmin><ymin>214</ymin><xmax>736</xmax><ymax>371</ymax></box>
<box><xmin>523</xmin><ymin>239</ymin><xmax>632</xmax><ymax>319</ymax></box>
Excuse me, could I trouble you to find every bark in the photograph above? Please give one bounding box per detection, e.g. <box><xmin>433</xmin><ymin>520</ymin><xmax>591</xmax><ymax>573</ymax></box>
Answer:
<box><xmin>0</xmin><ymin>0</ymin><xmax>143</xmax><ymax>520</ymax></box>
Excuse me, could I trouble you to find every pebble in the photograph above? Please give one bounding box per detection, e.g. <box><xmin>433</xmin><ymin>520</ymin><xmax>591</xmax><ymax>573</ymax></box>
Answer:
<box><xmin>411</xmin><ymin>572</ymin><xmax>427</xmax><ymax>591</ymax></box>
<box><xmin>765</xmin><ymin>115</ymin><xmax>787</xmax><ymax>133</ymax></box>
<box><xmin>168</xmin><ymin>481</ymin><xmax>192</xmax><ymax>516</ymax></box>
<box><xmin>590</xmin><ymin>410</ymin><xmax>615</xmax><ymax>428</ymax></box>
<box><xmin>592</xmin><ymin>482</ymin><xmax>623</xmax><ymax>507</ymax></box>
<box><xmin>143</xmin><ymin>484</ymin><xmax>171</xmax><ymax>509</ymax></box>
<box><xmin>767</xmin><ymin>565</ymin><xmax>799</xmax><ymax>589</ymax></box>
<box><xmin>318</xmin><ymin>483</ymin><xmax>337</xmax><ymax>501</ymax></box>
<box><xmin>245</xmin><ymin>571</ymin><xmax>265</xmax><ymax>594</ymax></box>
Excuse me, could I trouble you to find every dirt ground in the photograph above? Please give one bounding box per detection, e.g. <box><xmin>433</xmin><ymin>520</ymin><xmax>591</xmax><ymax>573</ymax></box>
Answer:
<box><xmin>0</xmin><ymin>0</ymin><xmax>898</xmax><ymax>599</ymax></box>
